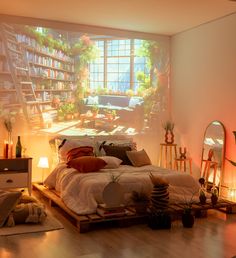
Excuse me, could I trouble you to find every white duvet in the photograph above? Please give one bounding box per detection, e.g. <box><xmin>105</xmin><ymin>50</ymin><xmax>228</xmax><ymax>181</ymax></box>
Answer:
<box><xmin>45</xmin><ymin>164</ymin><xmax>200</xmax><ymax>215</ymax></box>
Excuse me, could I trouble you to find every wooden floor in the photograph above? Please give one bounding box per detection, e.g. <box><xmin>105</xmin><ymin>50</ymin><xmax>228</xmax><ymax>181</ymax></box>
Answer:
<box><xmin>1</xmin><ymin>190</ymin><xmax>236</xmax><ymax>258</ymax></box>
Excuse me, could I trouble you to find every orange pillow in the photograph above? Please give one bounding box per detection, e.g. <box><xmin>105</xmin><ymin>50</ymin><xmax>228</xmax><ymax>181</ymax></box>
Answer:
<box><xmin>66</xmin><ymin>146</ymin><xmax>94</xmax><ymax>162</ymax></box>
<box><xmin>67</xmin><ymin>156</ymin><xmax>107</xmax><ymax>173</ymax></box>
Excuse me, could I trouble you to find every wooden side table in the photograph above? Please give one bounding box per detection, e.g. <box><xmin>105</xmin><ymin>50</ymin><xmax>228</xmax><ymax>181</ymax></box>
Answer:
<box><xmin>158</xmin><ymin>143</ymin><xmax>177</xmax><ymax>169</ymax></box>
<box><xmin>174</xmin><ymin>158</ymin><xmax>192</xmax><ymax>175</ymax></box>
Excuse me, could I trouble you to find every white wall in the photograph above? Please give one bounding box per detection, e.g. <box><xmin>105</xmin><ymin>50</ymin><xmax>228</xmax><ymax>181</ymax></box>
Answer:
<box><xmin>171</xmin><ymin>13</ymin><xmax>236</xmax><ymax>186</ymax></box>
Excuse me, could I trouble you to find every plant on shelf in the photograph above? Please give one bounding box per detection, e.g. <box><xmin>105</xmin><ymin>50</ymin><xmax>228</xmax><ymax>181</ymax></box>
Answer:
<box><xmin>59</xmin><ymin>102</ymin><xmax>75</xmax><ymax>120</ymax></box>
<box><xmin>91</xmin><ymin>105</ymin><xmax>99</xmax><ymax>117</ymax></box>
<box><xmin>71</xmin><ymin>35</ymin><xmax>99</xmax><ymax>100</ymax></box>
<box><xmin>162</xmin><ymin>121</ymin><xmax>175</xmax><ymax>144</ymax></box>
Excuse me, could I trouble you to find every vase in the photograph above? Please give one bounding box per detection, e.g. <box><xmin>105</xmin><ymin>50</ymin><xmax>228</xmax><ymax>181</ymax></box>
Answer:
<box><xmin>211</xmin><ymin>195</ymin><xmax>218</xmax><ymax>205</ymax></box>
<box><xmin>199</xmin><ymin>195</ymin><xmax>207</xmax><ymax>205</ymax></box>
<box><xmin>102</xmin><ymin>182</ymin><xmax>124</xmax><ymax>208</ymax></box>
<box><xmin>182</xmin><ymin>212</ymin><xmax>194</xmax><ymax>228</ymax></box>
<box><xmin>7</xmin><ymin>132</ymin><xmax>13</xmax><ymax>158</ymax></box>
<box><xmin>165</xmin><ymin>129</ymin><xmax>174</xmax><ymax>144</ymax></box>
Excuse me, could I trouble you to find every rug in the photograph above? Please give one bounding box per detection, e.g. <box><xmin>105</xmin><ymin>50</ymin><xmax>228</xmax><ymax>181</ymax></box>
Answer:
<box><xmin>0</xmin><ymin>212</ymin><xmax>64</xmax><ymax>236</ymax></box>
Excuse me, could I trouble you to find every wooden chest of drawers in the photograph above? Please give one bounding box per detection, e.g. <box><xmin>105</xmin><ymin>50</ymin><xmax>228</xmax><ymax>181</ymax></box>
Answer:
<box><xmin>0</xmin><ymin>157</ymin><xmax>32</xmax><ymax>195</ymax></box>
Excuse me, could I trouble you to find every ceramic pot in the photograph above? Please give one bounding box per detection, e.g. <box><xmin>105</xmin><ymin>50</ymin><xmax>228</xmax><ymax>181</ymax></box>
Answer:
<box><xmin>182</xmin><ymin>212</ymin><xmax>194</xmax><ymax>228</ymax></box>
<box><xmin>211</xmin><ymin>195</ymin><xmax>218</xmax><ymax>205</ymax></box>
<box><xmin>165</xmin><ymin>129</ymin><xmax>174</xmax><ymax>144</ymax></box>
<box><xmin>199</xmin><ymin>195</ymin><xmax>207</xmax><ymax>205</ymax></box>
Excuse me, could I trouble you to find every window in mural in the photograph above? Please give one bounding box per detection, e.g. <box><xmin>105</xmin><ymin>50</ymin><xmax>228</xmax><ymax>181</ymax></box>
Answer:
<box><xmin>0</xmin><ymin>22</ymin><xmax>170</xmax><ymax>137</ymax></box>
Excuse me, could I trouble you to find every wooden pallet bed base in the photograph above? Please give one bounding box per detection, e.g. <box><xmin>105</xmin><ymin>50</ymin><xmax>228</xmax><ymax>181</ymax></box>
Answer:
<box><xmin>33</xmin><ymin>183</ymin><xmax>236</xmax><ymax>233</ymax></box>
<box><xmin>33</xmin><ymin>183</ymin><xmax>147</xmax><ymax>233</ymax></box>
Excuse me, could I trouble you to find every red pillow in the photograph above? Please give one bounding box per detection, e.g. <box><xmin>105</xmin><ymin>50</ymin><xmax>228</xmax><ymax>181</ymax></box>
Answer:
<box><xmin>66</xmin><ymin>146</ymin><xmax>94</xmax><ymax>162</ymax></box>
<box><xmin>67</xmin><ymin>156</ymin><xmax>107</xmax><ymax>173</ymax></box>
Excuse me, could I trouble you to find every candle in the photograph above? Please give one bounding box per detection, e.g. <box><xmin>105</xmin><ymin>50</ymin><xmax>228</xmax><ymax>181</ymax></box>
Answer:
<box><xmin>5</xmin><ymin>141</ymin><xmax>9</xmax><ymax>158</ymax></box>
<box><xmin>3</xmin><ymin>140</ymin><xmax>7</xmax><ymax>158</ymax></box>
<box><xmin>9</xmin><ymin>141</ymin><xmax>13</xmax><ymax>158</ymax></box>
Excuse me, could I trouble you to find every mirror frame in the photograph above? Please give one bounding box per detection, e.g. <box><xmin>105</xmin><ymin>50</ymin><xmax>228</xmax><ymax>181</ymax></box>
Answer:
<box><xmin>201</xmin><ymin>120</ymin><xmax>226</xmax><ymax>193</ymax></box>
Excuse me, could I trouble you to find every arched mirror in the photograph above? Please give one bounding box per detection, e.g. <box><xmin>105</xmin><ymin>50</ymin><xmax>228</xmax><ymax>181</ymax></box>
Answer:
<box><xmin>201</xmin><ymin>121</ymin><xmax>226</xmax><ymax>193</ymax></box>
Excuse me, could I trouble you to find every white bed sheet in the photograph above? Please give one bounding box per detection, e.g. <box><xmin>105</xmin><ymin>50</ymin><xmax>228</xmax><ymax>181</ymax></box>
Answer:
<box><xmin>45</xmin><ymin>164</ymin><xmax>200</xmax><ymax>215</ymax></box>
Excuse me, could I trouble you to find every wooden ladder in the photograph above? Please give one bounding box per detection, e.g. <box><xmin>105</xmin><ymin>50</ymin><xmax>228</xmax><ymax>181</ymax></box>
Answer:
<box><xmin>0</xmin><ymin>22</ymin><xmax>44</xmax><ymax>128</ymax></box>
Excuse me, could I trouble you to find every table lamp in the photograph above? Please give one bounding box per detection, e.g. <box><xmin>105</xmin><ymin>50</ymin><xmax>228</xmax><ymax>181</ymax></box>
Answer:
<box><xmin>37</xmin><ymin>156</ymin><xmax>49</xmax><ymax>184</ymax></box>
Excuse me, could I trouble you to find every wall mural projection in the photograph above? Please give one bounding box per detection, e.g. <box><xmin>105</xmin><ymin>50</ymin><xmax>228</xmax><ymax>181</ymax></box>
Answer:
<box><xmin>0</xmin><ymin>22</ymin><xmax>170</xmax><ymax>140</ymax></box>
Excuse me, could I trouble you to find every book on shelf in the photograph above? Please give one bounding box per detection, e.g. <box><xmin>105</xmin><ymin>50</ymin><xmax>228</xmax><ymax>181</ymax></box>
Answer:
<box><xmin>96</xmin><ymin>207</ymin><xmax>127</xmax><ymax>218</ymax></box>
<box><xmin>98</xmin><ymin>203</ymin><xmax>125</xmax><ymax>212</ymax></box>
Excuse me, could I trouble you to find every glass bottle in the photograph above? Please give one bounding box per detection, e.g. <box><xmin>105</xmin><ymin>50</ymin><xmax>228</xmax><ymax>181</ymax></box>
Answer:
<box><xmin>15</xmin><ymin>136</ymin><xmax>22</xmax><ymax>158</ymax></box>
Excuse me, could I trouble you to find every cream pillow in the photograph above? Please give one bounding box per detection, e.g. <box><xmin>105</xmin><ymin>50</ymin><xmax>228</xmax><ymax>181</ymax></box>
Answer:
<box><xmin>0</xmin><ymin>191</ymin><xmax>22</xmax><ymax>227</ymax></box>
<box><xmin>126</xmin><ymin>149</ymin><xmax>151</xmax><ymax>167</ymax></box>
<box><xmin>99</xmin><ymin>156</ymin><xmax>122</xmax><ymax>169</ymax></box>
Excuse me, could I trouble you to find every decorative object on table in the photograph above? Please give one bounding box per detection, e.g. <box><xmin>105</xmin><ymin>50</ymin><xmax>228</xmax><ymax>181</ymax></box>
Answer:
<box><xmin>199</xmin><ymin>177</ymin><xmax>205</xmax><ymax>188</ymax></box>
<box><xmin>199</xmin><ymin>187</ymin><xmax>207</xmax><ymax>205</ymax></box>
<box><xmin>148</xmin><ymin>173</ymin><xmax>171</xmax><ymax>229</ymax></box>
<box><xmin>130</xmin><ymin>190</ymin><xmax>149</xmax><ymax>214</ymax></box>
<box><xmin>162</xmin><ymin>121</ymin><xmax>175</xmax><ymax>144</ymax></box>
<box><xmin>179</xmin><ymin>147</ymin><xmax>187</xmax><ymax>159</ymax></box>
<box><xmin>15</xmin><ymin>136</ymin><xmax>22</xmax><ymax>158</ymax></box>
<box><xmin>3</xmin><ymin>117</ymin><xmax>14</xmax><ymax>158</ymax></box>
<box><xmin>102</xmin><ymin>172</ymin><xmax>124</xmax><ymax>208</ymax></box>
<box><xmin>211</xmin><ymin>186</ymin><xmax>218</xmax><ymax>205</ymax></box>
<box><xmin>149</xmin><ymin>173</ymin><xmax>169</xmax><ymax>210</ymax></box>
<box><xmin>37</xmin><ymin>156</ymin><xmax>49</xmax><ymax>184</ymax></box>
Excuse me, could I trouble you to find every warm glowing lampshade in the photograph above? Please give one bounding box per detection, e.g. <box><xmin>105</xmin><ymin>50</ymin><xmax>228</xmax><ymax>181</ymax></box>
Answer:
<box><xmin>37</xmin><ymin>157</ymin><xmax>49</xmax><ymax>169</ymax></box>
<box><xmin>37</xmin><ymin>157</ymin><xmax>49</xmax><ymax>183</ymax></box>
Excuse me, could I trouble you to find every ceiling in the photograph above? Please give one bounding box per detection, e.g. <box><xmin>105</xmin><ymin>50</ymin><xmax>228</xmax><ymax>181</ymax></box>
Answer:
<box><xmin>0</xmin><ymin>0</ymin><xmax>236</xmax><ymax>36</ymax></box>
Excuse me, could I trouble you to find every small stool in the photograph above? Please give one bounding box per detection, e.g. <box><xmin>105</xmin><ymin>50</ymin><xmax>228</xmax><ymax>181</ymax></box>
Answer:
<box><xmin>174</xmin><ymin>158</ymin><xmax>192</xmax><ymax>175</ymax></box>
<box><xmin>158</xmin><ymin>143</ymin><xmax>177</xmax><ymax>169</ymax></box>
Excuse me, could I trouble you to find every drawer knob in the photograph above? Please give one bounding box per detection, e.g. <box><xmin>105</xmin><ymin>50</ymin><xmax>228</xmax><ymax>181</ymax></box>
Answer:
<box><xmin>6</xmin><ymin>179</ymin><xmax>13</xmax><ymax>183</ymax></box>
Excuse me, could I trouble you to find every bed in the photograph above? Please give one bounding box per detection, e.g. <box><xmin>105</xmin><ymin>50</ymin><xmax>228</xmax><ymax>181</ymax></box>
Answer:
<box><xmin>44</xmin><ymin>136</ymin><xmax>200</xmax><ymax>216</ymax></box>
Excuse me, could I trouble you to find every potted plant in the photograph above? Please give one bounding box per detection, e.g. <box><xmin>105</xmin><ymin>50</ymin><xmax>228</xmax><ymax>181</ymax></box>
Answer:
<box><xmin>130</xmin><ymin>190</ymin><xmax>149</xmax><ymax>214</ymax></box>
<box><xmin>57</xmin><ymin>107</ymin><xmax>64</xmax><ymax>122</ymax></box>
<box><xmin>182</xmin><ymin>205</ymin><xmax>194</xmax><ymax>228</ymax></box>
<box><xmin>181</xmin><ymin>191</ymin><xmax>197</xmax><ymax>228</ymax></box>
<box><xmin>91</xmin><ymin>105</ymin><xmax>99</xmax><ymax>117</ymax></box>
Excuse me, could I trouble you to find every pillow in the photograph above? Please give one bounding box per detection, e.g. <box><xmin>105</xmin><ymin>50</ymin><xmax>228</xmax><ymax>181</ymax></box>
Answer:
<box><xmin>96</xmin><ymin>139</ymin><xmax>136</xmax><ymax>156</ymax></box>
<box><xmin>58</xmin><ymin>138</ymin><xmax>94</xmax><ymax>162</ymax></box>
<box><xmin>0</xmin><ymin>191</ymin><xmax>22</xmax><ymax>227</ymax></box>
<box><xmin>99</xmin><ymin>156</ymin><xmax>122</xmax><ymax>169</ymax></box>
<box><xmin>126</xmin><ymin>149</ymin><xmax>151</xmax><ymax>167</ymax></box>
<box><xmin>67</xmin><ymin>156</ymin><xmax>107</xmax><ymax>173</ymax></box>
<box><xmin>7</xmin><ymin>203</ymin><xmax>47</xmax><ymax>226</ymax></box>
<box><xmin>102</xmin><ymin>145</ymin><xmax>132</xmax><ymax>165</ymax></box>
<box><xmin>87</xmin><ymin>95</ymin><xmax>99</xmax><ymax>105</ymax></box>
<box><xmin>44</xmin><ymin>163</ymin><xmax>67</xmax><ymax>189</ymax></box>
<box><xmin>66</xmin><ymin>146</ymin><xmax>94</xmax><ymax>162</ymax></box>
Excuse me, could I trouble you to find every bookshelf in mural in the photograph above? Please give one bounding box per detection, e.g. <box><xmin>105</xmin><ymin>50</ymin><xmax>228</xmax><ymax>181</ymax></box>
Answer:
<box><xmin>0</xmin><ymin>22</ymin><xmax>169</xmax><ymax>136</ymax></box>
